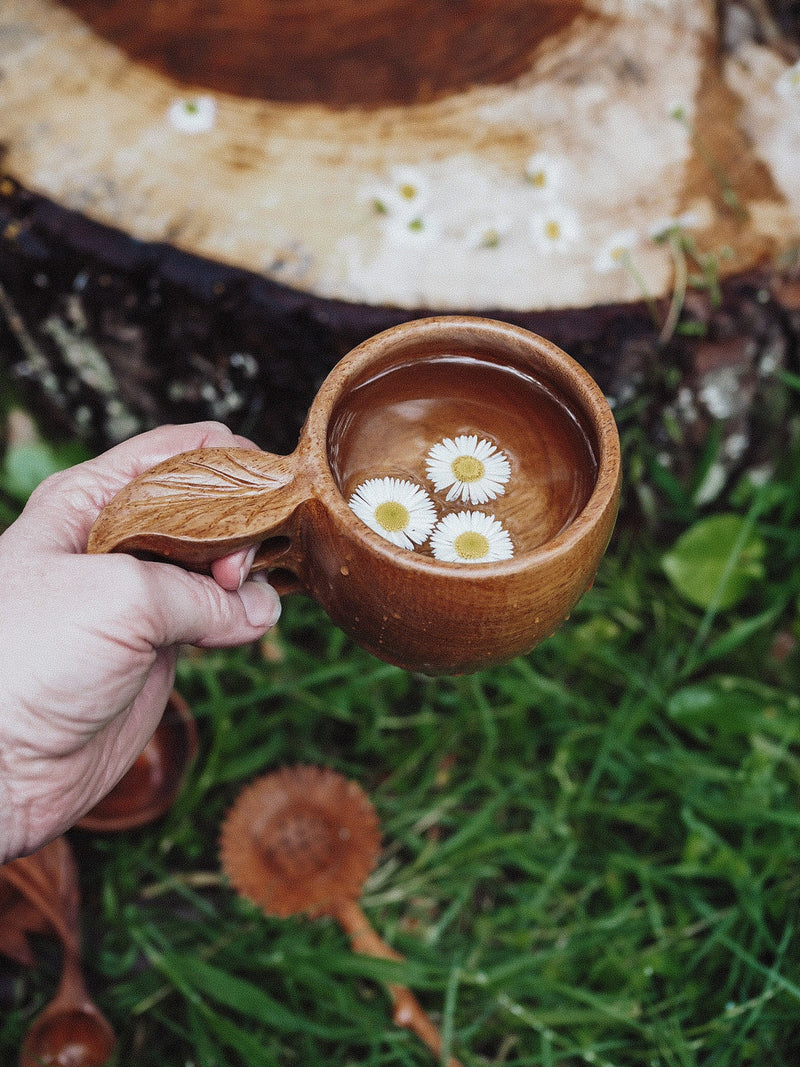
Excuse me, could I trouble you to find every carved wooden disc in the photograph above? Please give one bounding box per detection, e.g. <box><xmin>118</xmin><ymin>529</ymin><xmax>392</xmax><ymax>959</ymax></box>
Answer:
<box><xmin>1</xmin><ymin>0</ymin><xmax>798</xmax><ymax>315</ymax></box>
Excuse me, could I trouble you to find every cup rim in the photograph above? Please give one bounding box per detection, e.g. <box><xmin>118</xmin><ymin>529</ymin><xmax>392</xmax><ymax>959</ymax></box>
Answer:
<box><xmin>305</xmin><ymin>315</ymin><xmax>620</xmax><ymax>577</ymax></box>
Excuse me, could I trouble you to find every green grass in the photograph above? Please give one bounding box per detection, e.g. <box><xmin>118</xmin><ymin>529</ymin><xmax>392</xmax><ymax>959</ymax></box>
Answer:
<box><xmin>3</xmin><ymin>408</ymin><xmax>800</xmax><ymax>1065</ymax></box>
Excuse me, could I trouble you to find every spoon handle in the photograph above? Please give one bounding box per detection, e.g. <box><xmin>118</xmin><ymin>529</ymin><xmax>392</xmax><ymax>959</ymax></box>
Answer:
<box><xmin>87</xmin><ymin>447</ymin><xmax>305</xmax><ymax>575</ymax></box>
<box><xmin>334</xmin><ymin>898</ymin><xmax>463</xmax><ymax>1067</ymax></box>
<box><xmin>0</xmin><ymin>858</ymin><xmax>78</xmax><ymax>955</ymax></box>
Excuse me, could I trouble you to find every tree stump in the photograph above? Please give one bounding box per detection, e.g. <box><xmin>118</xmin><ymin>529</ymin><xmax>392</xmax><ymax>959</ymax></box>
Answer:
<box><xmin>0</xmin><ymin>0</ymin><xmax>798</xmax><ymax>497</ymax></box>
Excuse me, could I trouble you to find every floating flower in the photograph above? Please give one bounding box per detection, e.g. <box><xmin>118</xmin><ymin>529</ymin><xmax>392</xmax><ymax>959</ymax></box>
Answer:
<box><xmin>426</xmin><ymin>435</ymin><xmax>511</xmax><ymax>505</ymax></box>
<box><xmin>348</xmin><ymin>477</ymin><xmax>436</xmax><ymax>549</ymax></box>
<box><xmin>529</xmin><ymin>205</ymin><xmax>581</xmax><ymax>254</ymax></box>
<box><xmin>167</xmin><ymin>95</ymin><xmax>217</xmax><ymax>133</ymax></box>
<box><xmin>430</xmin><ymin>511</ymin><xmax>514</xmax><ymax>564</ymax></box>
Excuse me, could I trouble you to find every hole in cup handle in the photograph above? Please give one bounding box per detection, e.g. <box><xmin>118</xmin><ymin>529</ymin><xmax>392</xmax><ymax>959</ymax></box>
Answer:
<box><xmin>250</xmin><ymin>537</ymin><xmax>304</xmax><ymax>595</ymax></box>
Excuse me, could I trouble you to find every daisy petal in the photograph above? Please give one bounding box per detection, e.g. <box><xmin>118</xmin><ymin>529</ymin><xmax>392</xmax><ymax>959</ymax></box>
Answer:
<box><xmin>430</xmin><ymin>510</ymin><xmax>514</xmax><ymax>563</ymax></box>
<box><xmin>348</xmin><ymin>477</ymin><xmax>436</xmax><ymax>550</ymax></box>
<box><xmin>426</xmin><ymin>435</ymin><xmax>511</xmax><ymax>505</ymax></box>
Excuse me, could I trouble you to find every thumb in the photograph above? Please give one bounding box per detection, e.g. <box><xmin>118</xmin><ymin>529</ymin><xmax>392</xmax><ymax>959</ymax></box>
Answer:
<box><xmin>142</xmin><ymin>566</ymin><xmax>282</xmax><ymax>649</ymax></box>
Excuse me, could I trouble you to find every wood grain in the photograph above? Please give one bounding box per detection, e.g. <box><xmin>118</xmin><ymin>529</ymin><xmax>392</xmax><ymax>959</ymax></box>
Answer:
<box><xmin>87</xmin><ymin>317</ymin><xmax>621</xmax><ymax>673</ymax></box>
<box><xmin>58</xmin><ymin>0</ymin><xmax>584</xmax><ymax>108</ymax></box>
<box><xmin>87</xmin><ymin>447</ymin><xmax>305</xmax><ymax>570</ymax></box>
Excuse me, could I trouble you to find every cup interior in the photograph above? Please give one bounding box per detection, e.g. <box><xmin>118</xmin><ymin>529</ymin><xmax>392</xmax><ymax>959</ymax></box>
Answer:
<box><xmin>326</xmin><ymin>323</ymin><xmax>604</xmax><ymax>560</ymax></box>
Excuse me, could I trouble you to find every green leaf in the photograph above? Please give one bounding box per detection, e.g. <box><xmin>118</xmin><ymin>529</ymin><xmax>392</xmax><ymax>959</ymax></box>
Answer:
<box><xmin>662</xmin><ymin>513</ymin><xmax>765</xmax><ymax>610</ymax></box>
<box><xmin>193</xmin><ymin>1004</ymin><xmax>280</xmax><ymax>1066</ymax></box>
<box><xmin>699</xmin><ymin>605</ymin><xmax>782</xmax><ymax>667</ymax></box>
<box><xmin>164</xmin><ymin>954</ymin><xmax>350</xmax><ymax>1039</ymax></box>
<box><xmin>2</xmin><ymin>441</ymin><xmax>61</xmax><ymax>501</ymax></box>
<box><xmin>666</xmin><ymin>683</ymin><xmax>762</xmax><ymax>735</ymax></box>
<box><xmin>2</xmin><ymin>439</ymin><xmax>92</xmax><ymax>502</ymax></box>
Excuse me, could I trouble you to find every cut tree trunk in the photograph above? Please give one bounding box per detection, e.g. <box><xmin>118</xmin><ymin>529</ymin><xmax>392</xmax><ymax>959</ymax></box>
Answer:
<box><xmin>0</xmin><ymin>0</ymin><xmax>799</xmax><ymax>497</ymax></box>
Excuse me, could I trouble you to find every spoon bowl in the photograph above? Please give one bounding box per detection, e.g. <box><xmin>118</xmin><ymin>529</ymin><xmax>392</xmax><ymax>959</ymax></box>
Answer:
<box><xmin>18</xmin><ymin>955</ymin><xmax>116</xmax><ymax>1067</ymax></box>
<box><xmin>0</xmin><ymin>839</ymin><xmax>117</xmax><ymax>1067</ymax></box>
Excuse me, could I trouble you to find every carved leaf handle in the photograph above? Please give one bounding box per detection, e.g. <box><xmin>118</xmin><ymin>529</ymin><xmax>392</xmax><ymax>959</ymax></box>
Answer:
<box><xmin>87</xmin><ymin>447</ymin><xmax>305</xmax><ymax>573</ymax></box>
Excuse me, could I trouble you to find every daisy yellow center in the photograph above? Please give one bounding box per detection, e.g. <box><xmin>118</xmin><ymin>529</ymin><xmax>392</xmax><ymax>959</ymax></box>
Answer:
<box><xmin>451</xmin><ymin>456</ymin><xmax>485</xmax><ymax>483</ymax></box>
<box><xmin>374</xmin><ymin>500</ymin><xmax>410</xmax><ymax>532</ymax></box>
<box><xmin>453</xmin><ymin>531</ymin><xmax>490</xmax><ymax>560</ymax></box>
<box><xmin>545</xmin><ymin>220</ymin><xmax>562</xmax><ymax>241</ymax></box>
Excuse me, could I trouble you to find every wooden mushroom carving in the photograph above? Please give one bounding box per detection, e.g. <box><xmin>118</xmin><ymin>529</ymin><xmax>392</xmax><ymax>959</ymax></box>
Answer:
<box><xmin>220</xmin><ymin>765</ymin><xmax>462</xmax><ymax>1065</ymax></box>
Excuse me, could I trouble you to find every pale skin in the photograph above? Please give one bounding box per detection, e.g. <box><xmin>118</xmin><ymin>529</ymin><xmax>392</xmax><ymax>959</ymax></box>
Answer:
<box><xmin>0</xmin><ymin>422</ymin><xmax>282</xmax><ymax>864</ymax></box>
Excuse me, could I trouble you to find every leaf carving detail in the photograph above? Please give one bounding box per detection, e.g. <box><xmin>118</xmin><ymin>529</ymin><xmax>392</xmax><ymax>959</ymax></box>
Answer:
<box><xmin>126</xmin><ymin>450</ymin><xmax>289</xmax><ymax>506</ymax></box>
<box><xmin>88</xmin><ymin>448</ymin><xmax>302</xmax><ymax>560</ymax></box>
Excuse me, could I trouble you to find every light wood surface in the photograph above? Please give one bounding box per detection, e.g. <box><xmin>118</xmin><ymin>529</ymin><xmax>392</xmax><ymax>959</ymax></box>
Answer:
<box><xmin>1</xmin><ymin>0</ymin><xmax>797</xmax><ymax>314</ymax></box>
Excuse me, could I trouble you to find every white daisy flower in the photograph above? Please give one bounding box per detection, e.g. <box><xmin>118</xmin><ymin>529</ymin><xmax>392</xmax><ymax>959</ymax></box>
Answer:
<box><xmin>776</xmin><ymin>60</ymin><xmax>800</xmax><ymax>99</ymax></box>
<box><xmin>523</xmin><ymin>151</ymin><xmax>564</xmax><ymax>197</ymax></box>
<box><xmin>381</xmin><ymin>211</ymin><xmax>443</xmax><ymax>245</ymax></box>
<box><xmin>348</xmin><ymin>477</ymin><xmax>436</xmax><ymax>550</ymax></box>
<box><xmin>648</xmin><ymin>208</ymin><xmax>707</xmax><ymax>241</ymax></box>
<box><xmin>426</xmin><ymin>435</ymin><xmax>511</xmax><ymax>505</ymax></box>
<box><xmin>369</xmin><ymin>165</ymin><xmax>431</xmax><ymax>223</ymax></box>
<box><xmin>529</xmin><ymin>205</ymin><xmax>581</xmax><ymax>254</ymax></box>
<box><xmin>430</xmin><ymin>510</ymin><xmax>514</xmax><ymax>564</ymax></box>
<box><xmin>464</xmin><ymin>214</ymin><xmax>513</xmax><ymax>250</ymax></box>
<box><xmin>168</xmin><ymin>95</ymin><xmax>217</xmax><ymax>133</ymax></box>
<box><xmin>593</xmin><ymin>228</ymin><xmax>640</xmax><ymax>273</ymax></box>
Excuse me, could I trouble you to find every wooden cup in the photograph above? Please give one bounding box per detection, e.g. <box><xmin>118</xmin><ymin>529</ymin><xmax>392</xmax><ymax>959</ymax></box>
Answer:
<box><xmin>88</xmin><ymin>316</ymin><xmax>620</xmax><ymax>673</ymax></box>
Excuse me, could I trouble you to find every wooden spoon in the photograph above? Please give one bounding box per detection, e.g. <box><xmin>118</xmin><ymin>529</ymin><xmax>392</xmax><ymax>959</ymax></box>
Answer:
<box><xmin>0</xmin><ymin>877</ymin><xmax>54</xmax><ymax>969</ymax></box>
<box><xmin>0</xmin><ymin>838</ymin><xmax>116</xmax><ymax>1067</ymax></box>
<box><xmin>219</xmin><ymin>765</ymin><xmax>463</xmax><ymax>1065</ymax></box>
<box><xmin>77</xmin><ymin>690</ymin><xmax>197</xmax><ymax>832</ymax></box>
<box><xmin>17</xmin><ymin>949</ymin><xmax>116</xmax><ymax>1067</ymax></box>
<box><xmin>0</xmin><ymin>839</ymin><xmax>78</xmax><ymax>960</ymax></box>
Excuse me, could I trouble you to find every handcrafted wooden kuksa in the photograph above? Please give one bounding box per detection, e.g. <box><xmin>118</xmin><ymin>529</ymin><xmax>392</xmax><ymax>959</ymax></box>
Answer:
<box><xmin>76</xmin><ymin>690</ymin><xmax>197</xmax><ymax>832</ymax></box>
<box><xmin>88</xmin><ymin>318</ymin><xmax>621</xmax><ymax>674</ymax></box>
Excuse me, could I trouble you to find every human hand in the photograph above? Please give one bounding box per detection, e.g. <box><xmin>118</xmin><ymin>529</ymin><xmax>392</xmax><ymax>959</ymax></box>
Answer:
<box><xmin>0</xmin><ymin>422</ymin><xmax>282</xmax><ymax>862</ymax></box>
